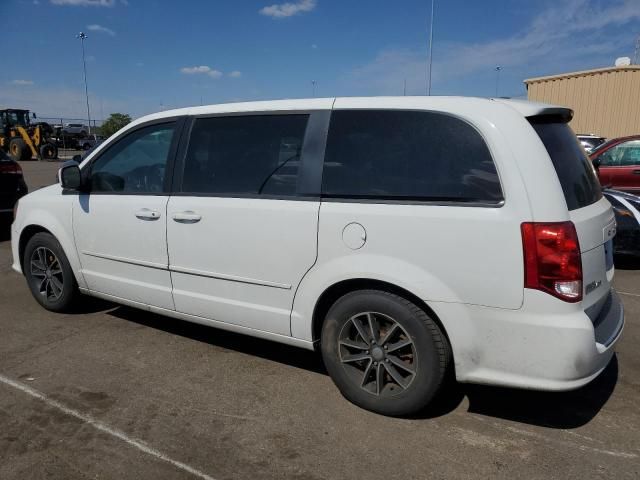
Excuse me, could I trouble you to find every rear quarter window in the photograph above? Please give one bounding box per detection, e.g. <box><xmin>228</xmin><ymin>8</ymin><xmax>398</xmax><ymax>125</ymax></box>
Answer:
<box><xmin>322</xmin><ymin>110</ymin><xmax>503</xmax><ymax>204</ymax></box>
<box><xmin>530</xmin><ymin>119</ymin><xmax>602</xmax><ymax>211</ymax></box>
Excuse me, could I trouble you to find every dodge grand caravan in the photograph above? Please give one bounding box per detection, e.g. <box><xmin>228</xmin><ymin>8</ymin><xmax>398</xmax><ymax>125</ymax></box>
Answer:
<box><xmin>11</xmin><ymin>97</ymin><xmax>624</xmax><ymax>416</ymax></box>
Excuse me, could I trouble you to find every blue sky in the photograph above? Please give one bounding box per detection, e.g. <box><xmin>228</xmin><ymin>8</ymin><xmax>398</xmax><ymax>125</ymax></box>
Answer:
<box><xmin>2</xmin><ymin>0</ymin><xmax>639</xmax><ymax>120</ymax></box>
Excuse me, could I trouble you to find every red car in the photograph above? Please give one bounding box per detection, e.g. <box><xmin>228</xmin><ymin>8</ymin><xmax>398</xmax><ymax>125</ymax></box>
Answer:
<box><xmin>590</xmin><ymin>135</ymin><xmax>640</xmax><ymax>194</ymax></box>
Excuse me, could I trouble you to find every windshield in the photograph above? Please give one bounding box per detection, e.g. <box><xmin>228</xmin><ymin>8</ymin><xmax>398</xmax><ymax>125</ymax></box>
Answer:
<box><xmin>6</xmin><ymin>111</ymin><xmax>30</xmax><ymax>126</ymax></box>
<box><xmin>530</xmin><ymin>119</ymin><xmax>602</xmax><ymax>211</ymax></box>
<box><xmin>590</xmin><ymin>138</ymin><xmax>617</xmax><ymax>155</ymax></box>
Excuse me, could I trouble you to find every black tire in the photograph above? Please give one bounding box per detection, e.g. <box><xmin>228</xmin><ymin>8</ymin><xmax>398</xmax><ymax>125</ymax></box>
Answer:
<box><xmin>24</xmin><ymin>232</ymin><xmax>78</xmax><ymax>312</ymax></box>
<box><xmin>40</xmin><ymin>143</ymin><xmax>58</xmax><ymax>160</ymax></box>
<box><xmin>82</xmin><ymin>142</ymin><xmax>91</xmax><ymax>151</ymax></box>
<box><xmin>9</xmin><ymin>138</ymin><xmax>27</xmax><ymax>161</ymax></box>
<box><xmin>321</xmin><ymin>290</ymin><xmax>450</xmax><ymax>416</ymax></box>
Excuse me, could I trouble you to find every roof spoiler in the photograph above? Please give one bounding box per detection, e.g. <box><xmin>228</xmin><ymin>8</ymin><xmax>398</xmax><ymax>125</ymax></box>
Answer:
<box><xmin>492</xmin><ymin>99</ymin><xmax>573</xmax><ymax>122</ymax></box>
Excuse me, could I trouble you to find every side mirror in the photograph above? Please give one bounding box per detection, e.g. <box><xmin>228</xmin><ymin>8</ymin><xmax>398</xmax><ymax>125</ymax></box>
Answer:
<box><xmin>72</xmin><ymin>154</ymin><xmax>82</xmax><ymax>163</ymax></box>
<box><xmin>32</xmin><ymin>112</ymin><xmax>37</xmax><ymax>119</ymax></box>
<box><xmin>592</xmin><ymin>157</ymin><xmax>601</xmax><ymax>168</ymax></box>
<box><xmin>58</xmin><ymin>161</ymin><xmax>82</xmax><ymax>190</ymax></box>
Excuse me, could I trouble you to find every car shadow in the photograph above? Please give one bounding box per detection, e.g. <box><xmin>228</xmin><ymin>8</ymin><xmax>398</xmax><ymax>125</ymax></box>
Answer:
<box><xmin>107</xmin><ymin>306</ymin><xmax>326</xmax><ymax>375</ymax></box>
<box><xmin>105</xmin><ymin>305</ymin><xmax>618</xmax><ymax>428</ymax></box>
<box><xmin>419</xmin><ymin>356</ymin><xmax>618</xmax><ymax>429</ymax></box>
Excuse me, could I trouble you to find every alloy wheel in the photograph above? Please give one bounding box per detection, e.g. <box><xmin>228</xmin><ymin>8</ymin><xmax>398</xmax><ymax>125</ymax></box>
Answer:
<box><xmin>30</xmin><ymin>247</ymin><xmax>64</xmax><ymax>301</ymax></box>
<box><xmin>338</xmin><ymin>311</ymin><xmax>417</xmax><ymax>397</ymax></box>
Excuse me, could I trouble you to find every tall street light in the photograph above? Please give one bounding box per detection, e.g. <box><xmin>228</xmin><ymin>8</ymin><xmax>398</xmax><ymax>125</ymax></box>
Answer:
<box><xmin>426</xmin><ymin>0</ymin><xmax>435</xmax><ymax>95</ymax></box>
<box><xmin>494</xmin><ymin>65</ymin><xmax>502</xmax><ymax>97</ymax></box>
<box><xmin>76</xmin><ymin>32</ymin><xmax>92</xmax><ymax>134</ymax></box>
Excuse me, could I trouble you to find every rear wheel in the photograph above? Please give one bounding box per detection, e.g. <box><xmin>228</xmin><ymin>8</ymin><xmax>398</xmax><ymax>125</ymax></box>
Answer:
<box><xmin>321</xmin><ymin>290</ymin><xmax>450</xmax><ymax>416</ymax></box>
<box><xmin>40</xmin><ymin>143</ymin><xmax>58</xmax><ymax>160</ymax></box>
<box><xmin>24</xmin><ymin>232</ymin><xmax>78</xmax><ymax>312</ymax></box>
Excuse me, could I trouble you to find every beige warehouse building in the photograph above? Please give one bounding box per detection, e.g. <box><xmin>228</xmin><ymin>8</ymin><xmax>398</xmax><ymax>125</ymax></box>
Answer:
<box><xmin>524</xmin><ymin>65</ymin><xmax>640</xmax><ymax>138</ymax></box>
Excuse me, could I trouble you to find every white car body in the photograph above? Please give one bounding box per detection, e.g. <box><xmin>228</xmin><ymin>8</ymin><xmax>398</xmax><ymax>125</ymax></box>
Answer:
<box><xmin>11</xmin><ymin>97</ymin><xmax>624</xmax><ymax>392</ymax></box>
<box><xmin>62</xmin><ymin>123</ymin><xmax>88</xmax><ymax>135</ymax></box>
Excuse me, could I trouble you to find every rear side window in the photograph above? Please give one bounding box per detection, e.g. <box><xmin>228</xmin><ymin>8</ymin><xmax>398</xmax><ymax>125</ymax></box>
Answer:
<box><xmin>181</xmin><ymin>114</ymin><xmax>309</xmax><ymax>196</ymax></box>
<box><xmin>322</xmin><ymin>110</ymin><xmax>503</xmax><ymax>203</ymax></box>
<box><xmin>530</xmin><ymin>120</ymin><xmax>602</xmax><ymax>211</ymax></box>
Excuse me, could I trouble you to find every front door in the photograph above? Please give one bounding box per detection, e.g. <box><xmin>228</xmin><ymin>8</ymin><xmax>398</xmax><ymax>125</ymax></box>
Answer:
<box><xmin>597</xmin><ymin>140</ymin><xmax>640</xmax><ymax>193</ymax></box>
<box><xmin>73</xmin><ymin>120</ymin><xmax>180</xmax><ymax>309</ymax></box>
<box><xmin>166</xmin><ymin>112</ymin><xmax>324</xmax><ymax>335</ymax></box>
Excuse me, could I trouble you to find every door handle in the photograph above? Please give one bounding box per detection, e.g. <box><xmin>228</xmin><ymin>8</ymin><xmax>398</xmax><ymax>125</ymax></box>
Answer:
<box><xmin>172</xmin><ymin>211</ymin><xmax>202</xmax><ymax>223</ymax></box>
<box><xmin>135</xmin><ymin>208</ymin><xmax>161</xmax><ymax>220</ymax></box>
<box><xmin>633</xmin><ymin>170</ymin><xmax>640</xmax><ymax>175</ymax></box>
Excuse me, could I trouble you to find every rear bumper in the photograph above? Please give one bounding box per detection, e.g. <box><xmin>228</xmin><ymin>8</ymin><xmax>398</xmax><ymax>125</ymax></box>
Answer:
<box><xmin>432</xmin><ymin>289</ymin><xmax>624</xmax><ymax>391</ymax></box>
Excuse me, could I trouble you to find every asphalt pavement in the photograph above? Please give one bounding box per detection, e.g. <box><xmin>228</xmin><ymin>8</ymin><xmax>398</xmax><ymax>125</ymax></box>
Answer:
<box><xmin>1</xmin><ymin>161</ymin><xmax>638</xmax><ymax>479</ymax></box>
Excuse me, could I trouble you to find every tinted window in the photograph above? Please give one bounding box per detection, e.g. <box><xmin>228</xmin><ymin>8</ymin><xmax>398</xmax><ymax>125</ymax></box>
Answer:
<box><xmin>182</xmin><ymin>115</ymin><xmax>309</xmax><ymax>196</ymax></box>
<box><xmin>531</xmin><ymin>120</ymin><xmax>602</xmax><ymax>210</ymax></box>
<box><xmin>90</xmin><ymin>123</ymin><xmax>175</xmax><ymax>193</ymax></box>
<box><xmin>321</xmin><ymin>110</ymin><xmax>503</xmax><ymax>203</ymax></box>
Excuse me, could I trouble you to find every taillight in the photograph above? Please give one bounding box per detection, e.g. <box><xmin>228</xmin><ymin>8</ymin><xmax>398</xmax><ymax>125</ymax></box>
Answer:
<box><xmin>521</xmin><ymin>222</ymin><xmax>582</xmax><ymax>302</ymax></box>
<box><xmin>0</xmin><ymin>162</ymin><xmax>22</xmax><ymax>174</ymax></box>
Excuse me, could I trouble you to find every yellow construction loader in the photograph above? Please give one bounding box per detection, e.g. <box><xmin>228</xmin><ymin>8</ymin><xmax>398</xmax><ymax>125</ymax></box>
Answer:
<box><xmin>0</xmin><ymin>109</ymin><xmax>57</xmax><ymax>161</ymax></box>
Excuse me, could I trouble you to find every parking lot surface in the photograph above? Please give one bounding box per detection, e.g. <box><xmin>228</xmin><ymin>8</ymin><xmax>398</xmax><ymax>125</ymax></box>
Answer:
<box><xmin>1</xmin><ymin>161</ymin><xmax>639</xmax><ymax>479</ymax></box>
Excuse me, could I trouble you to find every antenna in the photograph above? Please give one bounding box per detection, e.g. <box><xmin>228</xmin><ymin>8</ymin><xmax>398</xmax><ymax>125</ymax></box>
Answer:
<box><xmin>635</xmin><ymin>35</ymin><xmax>640</xmax><ymax>64</ymax></box>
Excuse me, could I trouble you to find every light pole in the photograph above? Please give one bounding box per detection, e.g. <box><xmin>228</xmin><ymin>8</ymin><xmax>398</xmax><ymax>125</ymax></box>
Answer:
<box><xmin>426</xmin><ymin>0</ymin><xmax>435</xmax><ymax>95</ymax></box>
<box><xmin>76</xmin><ymin>32</ymin><xmax>92</xmax><ymax>135</ymax></box>
<box><xmin>311</xmin><ymin>80</ymin><xmax>317</xmax><ymax>97</ymax></box>
<box><xmin>494</xmin><ymin>65</ymin><xmax>502</xmax><ymax>97</ymax></box>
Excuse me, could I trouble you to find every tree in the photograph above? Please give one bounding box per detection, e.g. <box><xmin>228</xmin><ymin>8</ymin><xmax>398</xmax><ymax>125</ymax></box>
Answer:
<box><xmin>100</xmin><ymin>113</ymin><xmax>132</xmax><ymax>137</ymax></box>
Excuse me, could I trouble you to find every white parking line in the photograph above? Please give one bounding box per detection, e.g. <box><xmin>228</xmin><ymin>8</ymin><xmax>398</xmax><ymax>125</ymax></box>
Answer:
<box><xmin>618</xmin><ymin>291</ymin><xmax>640</xmax><ymax>298</ymax></box>
<box><xmin>0</xmin><ymin>374</ymin><xmax>216</xmax><ymax>480</ymax></box>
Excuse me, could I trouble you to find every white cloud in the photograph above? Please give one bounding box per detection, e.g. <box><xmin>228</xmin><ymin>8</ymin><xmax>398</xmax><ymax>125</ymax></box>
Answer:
<box><xmin>11</xmin><ymin>80</ymin><xmax>35</xmax><ymax>86</ymax></box>
<box><xmin>87</xmin><ymin>24</ymin><xmax>116</xmax><ymax>36</ymax></box>
<box><xmin>50</xmin><ymin>0</ymin><xmax>116</xmax><ymax>6</ymax></box>
<box><xmin>347</xmin><ymin>0</ymin><xmax>640</xmax><ymax>95</ymax></box>
<box><xmin>311</xmin><ymin>44</ymin><xmax>318</xmax><ymax>49</ymax></box>
<box><xmin>180</xmin><ymin>66</ymin><xmax>223</xmax><ymax>79</ymax></box>
<box><xmin>260</xmin><ymin>0</ymin><xmax>316</xmax><ymax>19</ymax></box>
<box><xmin>229</xmin><ymin>71</ymin><xmax>242</xmax><ymax>78</ymax></box>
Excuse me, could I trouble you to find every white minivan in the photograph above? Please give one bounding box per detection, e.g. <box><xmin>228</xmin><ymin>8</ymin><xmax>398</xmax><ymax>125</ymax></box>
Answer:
<box><xmin>11</xmin><ymin>97</ymin><xmax>624</xmax><ymax>416</ymax></box>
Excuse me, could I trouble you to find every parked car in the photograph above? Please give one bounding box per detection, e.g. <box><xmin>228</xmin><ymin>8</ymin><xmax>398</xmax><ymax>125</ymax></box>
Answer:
<box><xmin>11</xmin><ymin>97</ymin><xmax>624</xmax><ymax>416</ymax></box>
<box><xmin>80</xmin><ymin>134</ymin><xmax>104</xmax><ymax>151</ymax></box>
<box><xmin>62</xmin><ymin>123</ymin><xmax>88</xmax><ymax>137</ymax></box>
<box><xmin>590</xmin><ymin>135</ymin><xmax>640</xmax><ymax>194</ymax></box>
<box><xmin>0</xmin><ymin>149</ymin><xmax>27</xmax><ymax>224</ymax></box>
<box><xmin>603</xmin><ymin>189</ymin><xmax>640</xmax><ymax>257</ymax></box>
<box><xmin>577</xmin><ymin>133</ymin><xmax>606</xmax><ymax>153</ymax></box>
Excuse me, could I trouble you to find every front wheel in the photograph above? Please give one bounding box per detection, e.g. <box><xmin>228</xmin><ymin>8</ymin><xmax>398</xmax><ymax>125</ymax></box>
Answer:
<box><xmin>24</xmin><ymin>232</ymin><xmax>78</xmax><ymax>312</ymax></box>
<box><xmin>321</xmin><ymin>290</ymin><xmax>450</xmax><ymax>416</ymax></box>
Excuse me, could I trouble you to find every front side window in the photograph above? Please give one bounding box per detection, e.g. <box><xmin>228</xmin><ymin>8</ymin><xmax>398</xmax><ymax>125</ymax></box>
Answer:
<box><xmin>599</xmin><ymin>140</ymin><xmax>640</xmax><ymax>166</ymax></box>
<box><xmin>321</xmin><ymin>110</ymin><xmax>503</xmax><ymax>203</ymax></box>
<box><xmin>89</xmin><ymin>123</ymin><xmax>175</xmax><ymax>193</ymax></box>
<box><xmin>181</xmin><ymin>114</ymin><xmax>309</xmax><ymax>196</ymax></box>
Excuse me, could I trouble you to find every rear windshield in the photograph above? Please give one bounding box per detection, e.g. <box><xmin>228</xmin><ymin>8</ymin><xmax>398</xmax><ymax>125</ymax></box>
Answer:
<box><xmin>530</xmin><ymin>119</ymin><xmax>602</xmax><ymax>211</ymax></box>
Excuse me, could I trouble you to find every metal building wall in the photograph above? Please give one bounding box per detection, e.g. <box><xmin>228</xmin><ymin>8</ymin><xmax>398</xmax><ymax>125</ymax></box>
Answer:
<box><xmin>525</xmin><ymin>66</ymin><xmax>640</xmax><ymax>138</ymax></box>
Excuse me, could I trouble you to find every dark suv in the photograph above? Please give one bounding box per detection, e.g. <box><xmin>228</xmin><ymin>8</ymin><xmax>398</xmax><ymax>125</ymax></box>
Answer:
<box><xmin>0</xmin><ymin>150</ymin><xmax>27</xmax><ymax>224</ymax></box>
